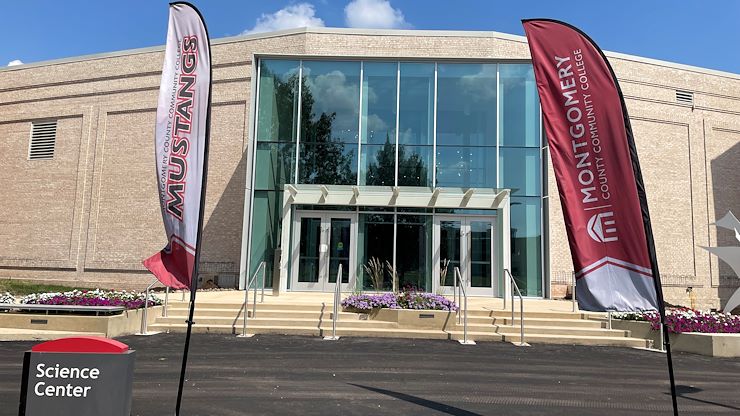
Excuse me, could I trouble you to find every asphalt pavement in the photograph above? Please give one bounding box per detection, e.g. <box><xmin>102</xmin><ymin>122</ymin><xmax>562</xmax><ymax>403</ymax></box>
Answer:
<box><xmin>1</xmin><ymin>334</ymin><xmax>738</xmax><ymax>415</ymax></box>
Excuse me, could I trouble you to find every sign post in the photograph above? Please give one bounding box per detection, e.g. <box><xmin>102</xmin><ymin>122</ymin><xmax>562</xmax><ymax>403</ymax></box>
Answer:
<box><xmin>18</xmin><ymin>336</ymin><xmax>135</xmax><ymax>416</ymax></box>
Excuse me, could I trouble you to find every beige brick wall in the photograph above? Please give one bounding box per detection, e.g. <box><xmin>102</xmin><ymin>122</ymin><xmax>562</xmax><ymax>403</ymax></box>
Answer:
<box><xmin>0</xmin><ymin>29</ymin><xmax>738</xmax><ymax>308</ymax></box>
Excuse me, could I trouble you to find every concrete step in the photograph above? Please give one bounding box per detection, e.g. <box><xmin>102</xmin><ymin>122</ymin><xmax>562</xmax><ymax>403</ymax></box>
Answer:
<box><xmin>150</xmin><ymin>323</ymin><xmax>448</xmax><ymax>340</ymax></box>
<box><xmin>448</xmin><ymin>331</ymin><xmax>649</xmax><ymax>348</ymax></box>
<box><xmin>165</xmin><ymin>308</ymin><xmax>357</xmax><ymax>320</ymax></box>
<box><xmin>447</xmin><ymin>322</ymin><xmax>629</xmax><ymax>337</ymax></box>
<box><xmin>154</xmin><ymin>316</ymin><xmax>398</xmax><ymax>328</ymax></box>
<box><xmin>468</xmin><ymin>309</ymin><xmax>595</xmax><ymax>320</ymax></box>
<box><xmin>166</xmin><ymin>302</ymin><xmax>327</xmax><ymax>311</ymax></box>
<box><xmin>492</xmin><ymin>317</ymin><xmax>605</xmax><ymax>328</ymax></box>
<box><xmin>0</xmin><ymin>328</ymin><xmax>106</xmax><ymax>342</ymax></box>
<box><xmin>491</xmin><ymin>324</ymin><xmax>629</xmax><ymax>337</ymax></box>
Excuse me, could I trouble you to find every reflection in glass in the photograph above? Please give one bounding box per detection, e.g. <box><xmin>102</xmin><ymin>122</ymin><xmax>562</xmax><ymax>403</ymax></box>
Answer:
<box><xmin>298</xmin><ymin>217</ymin><xmax>322</xmax><ymax>283</ymax></box>
<box><xmin>301</xmin><ymin>61</ymin><xmax>360</xmax><ymax>144</ymax></box>
<box><xmin>469</xmin><ymin>221</ymin><xmax>492</xmax><ymax>288</ymax></box>
<box><xmin>360</xmin><ymin>143</ymin><xmax>395</xmax><ymax>186</ymax></box>
<box><xmin>299</xmin><ymin>143</ymin><xmax>357</xmax><ymax>185</ymax></box>
<box><xmin>249</xmin><ymin>191</ymin><xmax>283</xmax><ymax>287</ymax></box>
<box><xmin>362</xmin><ymin>62</ymin><xmax>397</xmax><ymax>145</ymax></box>
<box><xmin>499</xmin><ymin>64</ymin><xmax>540</xmax><ymax>147</ymax></box>
<box><xmin>398</xmin><ymin>145</ymin><xmax>432</xmax><ymax>187</ymax></box>
<box><xmin>357</xmin><ymin>214</ymin><xmax>394</xmax><ymax>290</ymax></box>
<box><xmin>254</xmin><ymin>142</ymin><xmax>295</xmax><ymax>191</ymax></box>
<box><xmin>437</xmin><ymin>63</ymin><xmax>497</xmax><ymax>147</ymax></box>
<box><xmin>439</xmin><ymin>221</ymin><xmax>461</xmax><ymax>286</ymax></box>
<box><xmin>499</xmin><ymin>147</ymin><xmax>541</xmax><ymax>196</ymax></box>
<box><xmin>399</xmin><ymin>63</ymin><xmax>434</xmax><ymax>146</ymax></box>
<box><xmin>510</xmin><ymin>196</ymin><xmax>542</xmax><ymax>296</ymax></box>
<box><xmin>328</xmin><ymin>219</ymin><xmax>351</xmax><ymax>284</ymax></box>
<box><xmin>396</xmin><ymin>215</ymin><xmax>432</xmax><ymax>291</ymax></box>
<box><xmin>435</xmin><ymin>146</ymin><xmax>496</xmax><ymax>188</ymax></box>
<box><xmin>257</xmin><ymin>60</ymin><xmax>300</xmax><ymax>142</ymax></box>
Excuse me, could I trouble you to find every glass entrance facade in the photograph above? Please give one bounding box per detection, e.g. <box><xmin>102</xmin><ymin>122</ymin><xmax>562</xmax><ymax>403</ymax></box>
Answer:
<box><xmin>250</xmin><ymin>58</ymin><xmax>544</xmax><ymax>296</ymax></box>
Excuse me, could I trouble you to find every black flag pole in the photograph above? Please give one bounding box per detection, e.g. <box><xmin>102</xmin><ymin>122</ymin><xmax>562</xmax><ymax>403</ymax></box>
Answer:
<box><xmin>173</xmin><ymin>2</ymin><xmax>213</xmax><ymax>415</ymax></box>
<box><xmin>554</xmin><ymin>20</ymin><xmax>680</xmax><ymax>415</ymax></box>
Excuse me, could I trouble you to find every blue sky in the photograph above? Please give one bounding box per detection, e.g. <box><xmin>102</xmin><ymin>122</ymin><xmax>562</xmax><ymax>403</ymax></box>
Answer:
<box><xmin>3</xmin><ymin>0</ymin><xmax>739</xmax><ymax>73</ymax></box>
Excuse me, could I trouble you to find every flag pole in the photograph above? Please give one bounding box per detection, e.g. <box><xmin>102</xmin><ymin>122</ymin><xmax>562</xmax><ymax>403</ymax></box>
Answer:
<box><xmin>173</xmin><ymin>2</ymin><xmax>212</xmax><ymax>415</ymax></box>
<box><xmin>558</xmin><ymin>20</ymin><xmax>680</xmax><ymax>415</ymax></box>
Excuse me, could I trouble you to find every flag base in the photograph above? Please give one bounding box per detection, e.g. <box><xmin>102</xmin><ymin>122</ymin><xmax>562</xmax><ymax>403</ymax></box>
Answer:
<box><xmin>323</xmin><ymin>336</ymin><xmax>340</xmax><ymax>341</ymax></box>
<box><xmin>458</xmin><ymin>340</ymin><xmax>476</xmax><ymax>345</ymax></box>
<box><xmin>511</xmin><ymin>341</ymin><xmax>530</xmax><ymax>347</ymax></box>
<box><xmin>236</xmin><ymin>333</ymin><xmax>254</xmax><ymax>338</ymax></box>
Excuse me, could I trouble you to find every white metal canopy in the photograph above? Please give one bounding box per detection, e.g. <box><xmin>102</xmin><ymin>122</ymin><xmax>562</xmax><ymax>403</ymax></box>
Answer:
<box><xmin>283</xmin><ymin>184</ymin><xmax>511</xmax><ymax>210</ymax></box>
<box><xmin>276</xmin><ymin>185</ymin><xmax>513</xmax><ymax>298</ymax></box>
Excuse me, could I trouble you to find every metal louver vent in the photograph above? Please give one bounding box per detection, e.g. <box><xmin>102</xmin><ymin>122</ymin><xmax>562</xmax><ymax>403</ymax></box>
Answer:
<box><xmin>676</xmin><ymin>90</ymin><xmax>694</xmax><ymax>105</ymax></box>
<box><xmin>29</xmin><ymin>121</ymin><xmax>57</xmax><ymax>160</ymax></box>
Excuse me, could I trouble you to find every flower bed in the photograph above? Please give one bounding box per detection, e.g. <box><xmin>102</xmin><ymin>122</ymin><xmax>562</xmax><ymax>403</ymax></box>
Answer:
<box><xmin>342</xmin><ymin>291</ymin><xmax>457</xmax><ymax>313</ymax></box>
<box><xmin>0</xmin><ymin>292</ymin><xmax>14</xmax><ymax>304</ymax></box>
<box><xmin>19</xmin><ymin>289</ymin><xmax>162</xmax><ymax>310</ymax></box>
<box><xmin>614</xmin><ymin>308</ymin><xmax>740</xmax><ymax>334</ymax></box>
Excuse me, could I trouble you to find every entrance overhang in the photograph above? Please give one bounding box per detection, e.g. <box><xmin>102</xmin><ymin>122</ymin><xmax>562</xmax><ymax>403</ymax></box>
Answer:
<box><xmin>278</xmin><ymin>185</ymin><xmax>512</xmax><ymax>299</ymax></box>
<box><xmin>283</xmin><ymin>184</ymin><xmax>511</xmax><ymax>210</ymax></box>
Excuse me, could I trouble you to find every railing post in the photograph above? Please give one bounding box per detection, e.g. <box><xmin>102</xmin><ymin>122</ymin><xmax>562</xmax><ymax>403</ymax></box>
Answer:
<box><xmin>260</xmin><ymin>262</ymin><xmax>266</xmax><ymax>303</ymax></box>
<box><xmin>456</xmin><ymin>267</ymin><xmax>475</xmax><ymax>345</ymax></box>
<box><xmin>238</xmin><ymin>262</ymin><xmax>263</xmax><ymax>338</ymax></box>
<box><xmin>138</xmin><ymin>278</ymin><xmax>159</xmax><ymax>336</ymax></box>
<box><xmin>324</xmin><ymin>264</ymin><xmax>342</xmax><ymax>341</ymax></box>
<box><xmin>162</xmin><ymin>286</ymin><xmax>170</xmax><ymax>317</ymax></box>
<box><xmin>572</xmin><ymin>271</ymin><xmax>577</xmax><ymax>313</ymax></box>
<box><xmin>608</xmin><ymin>311</ymin><xmax>612</xmax><ymax>330</ymax></box>
<box><xmin>658</xmin><ymin>321</ymin><xmax>665</xmax><ymax>352</ymax></box>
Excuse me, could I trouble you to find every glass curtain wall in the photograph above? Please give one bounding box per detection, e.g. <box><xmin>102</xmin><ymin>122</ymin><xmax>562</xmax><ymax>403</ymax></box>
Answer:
<box><xmin>498</xmin><ymin>64</ymin><xmax>542</xmax><ymax>296</ymax></box>
<box><xmin>251</xmin><ymin>58</ymin><xmax>543</xmax><ymax>295</ymax></box>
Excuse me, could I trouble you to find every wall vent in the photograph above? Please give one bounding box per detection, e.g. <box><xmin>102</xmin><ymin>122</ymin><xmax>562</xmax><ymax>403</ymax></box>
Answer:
<box><xmin>675</xmin><ymin>90</ymin><xmax>694</xmax><ymax>106</ymax></box>
<box><xmin>29</xmin><ymin>120</ymin><xmax>57</xmax><ymax>160</ymax></box>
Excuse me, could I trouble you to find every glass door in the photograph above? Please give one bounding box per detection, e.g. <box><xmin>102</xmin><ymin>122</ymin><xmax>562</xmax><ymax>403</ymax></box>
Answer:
<box><xmin>292</xmin><ymin>211</ymin><xmax>355</xmax><ymax>291</ymax></box>
<box><xmin>434</xmin><ymin>216</ymin><xmax>497</xmax><ymax>296</ymax></box>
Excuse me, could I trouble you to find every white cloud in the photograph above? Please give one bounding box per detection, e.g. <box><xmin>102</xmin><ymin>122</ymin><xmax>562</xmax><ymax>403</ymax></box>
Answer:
<box><xmin>344</xmin><ymin>0</ymin><xmax>410</xmax><ymax>29</ymax></box>
<box><xmin>244</xmin><ymin>3</ymin><xmax>325</xmax><ymax>34</ymax></box>
<box><xmin>7</xmin><ymin>59</ymin><xmax>23</xmax><ymax>67</ymax></box>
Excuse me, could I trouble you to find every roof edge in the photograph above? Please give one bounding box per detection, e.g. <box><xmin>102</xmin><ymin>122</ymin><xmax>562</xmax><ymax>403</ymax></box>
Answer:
<box><xmin>1</xmin><ymin>26</ymin><xmax>738</xmax><ymax>81</ymax></box>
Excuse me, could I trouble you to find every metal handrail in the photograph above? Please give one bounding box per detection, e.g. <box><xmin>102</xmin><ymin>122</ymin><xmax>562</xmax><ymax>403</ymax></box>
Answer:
<box><xmin>504</xmin><ymin>269</ymin><xmax>527</xmax><ymax>346</ymax></box>
<box><xmin>239</xmin><ymin>261</ymin><xmax>265</xmax><ymax>337</ymax></box>
<box><xmin>325</xmin><ymin>264</ymin><xmax>343</xmax><ymax>341</ymax></box>
<box><xmin>162</xmin><ymin>286</ymin><xmax>170</xmax><ymax>317</ymax></box>
<box><xmin>139</xmin><ymin>278</ymin><xmax>159</xmax><ymax>335</ymax></box>
<box><xmin>454</xmin><ymin>267</ymin><xmax>474</xmax><ymax>345</ymax></box>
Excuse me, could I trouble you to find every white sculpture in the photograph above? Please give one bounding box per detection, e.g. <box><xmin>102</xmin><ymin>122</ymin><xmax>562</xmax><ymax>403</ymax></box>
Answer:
<box><xmin>702</xmin><ymin>211</ymin><xmax>740</xmax><ymax>313</ymax></box>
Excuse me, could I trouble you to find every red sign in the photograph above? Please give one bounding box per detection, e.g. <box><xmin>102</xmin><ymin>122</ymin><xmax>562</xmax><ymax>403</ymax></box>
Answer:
<box><xmin>523</xmin><ymin>19</ymin><xmax>659</xmax><ymax>311</ymax></box>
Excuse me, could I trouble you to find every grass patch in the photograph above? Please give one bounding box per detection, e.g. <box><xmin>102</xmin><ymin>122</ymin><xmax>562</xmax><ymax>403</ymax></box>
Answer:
<box><xmin>0</xmin><ymin>280</ymin><xmax>92</xmax><ymax>296</ymax></box>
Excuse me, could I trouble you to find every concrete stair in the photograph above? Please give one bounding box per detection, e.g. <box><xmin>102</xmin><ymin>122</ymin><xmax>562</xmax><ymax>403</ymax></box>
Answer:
<box><xmin>150</xmin><ymin>301</ymin><xmax>652</xmax><ymax>348</ymax></box>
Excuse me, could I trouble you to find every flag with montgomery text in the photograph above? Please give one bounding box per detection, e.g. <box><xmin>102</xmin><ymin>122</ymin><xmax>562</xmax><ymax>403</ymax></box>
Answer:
<box><xmin>523</xmin><ymin>19</ymin><xmax>661</xmax><ymax>311</ymax></box>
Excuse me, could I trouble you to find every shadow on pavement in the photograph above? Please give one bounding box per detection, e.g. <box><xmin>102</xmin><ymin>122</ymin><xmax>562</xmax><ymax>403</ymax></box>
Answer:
<box><xmin>349</xmin><ymin>383</ymin><xmax>483</xmax><ymax>416</ymax></box>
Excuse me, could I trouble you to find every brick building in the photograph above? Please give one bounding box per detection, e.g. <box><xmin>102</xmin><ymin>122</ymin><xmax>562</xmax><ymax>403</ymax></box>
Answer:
<box><xmin>1</xmin><ymin>27</ymin><xmax>738</xmax><ymax>309</ymax></box>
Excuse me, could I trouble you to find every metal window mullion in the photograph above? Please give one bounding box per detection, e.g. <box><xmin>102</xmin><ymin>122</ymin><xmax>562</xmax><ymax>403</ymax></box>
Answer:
<box><xmin>244</xmin><ymin>59</ymin><xmax>262</xmax><ymax>289</ymax></box>
<box><xmin>395</xmin><ymin>62</ymin><xmax>400</xmax><ymax>186</ymax></box>
<box><xmin>496</xmin><ymin>64</ymin><xmax>500</xmax><ymax>189</ymax></box>
<box><xmin>357</xmin><ymin>61</ymin><xmax>364</xmax><ymax>186</ymax></box>
<box><xmin>432</xmin><ymin>62</ymin><xmax>438</xmax><ymax>187</ymax></box>
<box><xmin>393</xmin><ymin>210</ymin><xmax>398</xmax><ymax>291</ymax></box>
<box><xmin>295</xmin><ymin>60</ymin><xmax>303</xmax><ymax>184</ymax></box>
